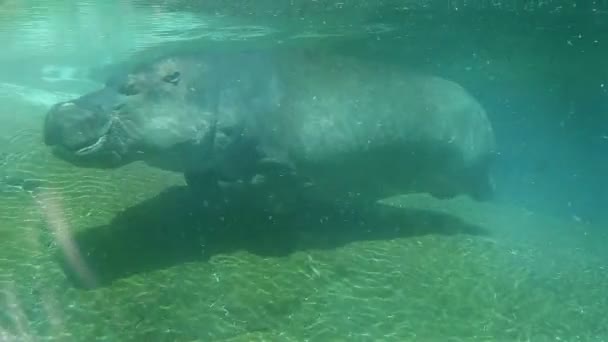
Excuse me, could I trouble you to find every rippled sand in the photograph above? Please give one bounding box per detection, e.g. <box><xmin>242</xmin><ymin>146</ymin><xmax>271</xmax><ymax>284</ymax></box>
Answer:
<box><xmin>1</xmin><ymin>99</ymin><xmax>606</xmax><ymax>341</ymax></box>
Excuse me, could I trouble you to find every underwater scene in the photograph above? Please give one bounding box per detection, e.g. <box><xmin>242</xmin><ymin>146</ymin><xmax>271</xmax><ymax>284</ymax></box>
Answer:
<box><xmin>1</xmin><ymin>0</ymin><xmax>607</xmax><ymax>341</ymax></box>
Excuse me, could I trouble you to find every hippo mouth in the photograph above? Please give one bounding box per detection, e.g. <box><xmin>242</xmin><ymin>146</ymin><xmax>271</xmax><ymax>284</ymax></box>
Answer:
<box><xmin>72</xmin><ymin>121</ymin><xmax>112</xmax><ymax>156</ymax></box>
<box><xmin>44</xmin><ymin>100</ymin><xmax>117</xmax><ymax>158</ymax></box>
<box><xmin>48</xmin><ymin>116</ymin><xmax>129</xmax><ymax>169</ymax></box>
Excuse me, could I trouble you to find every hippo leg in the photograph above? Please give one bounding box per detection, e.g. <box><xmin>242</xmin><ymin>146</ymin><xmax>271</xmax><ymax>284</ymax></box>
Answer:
<box><xmin>184</xmin><ymin>171</ymin><xmax>226</xmax><ymax>209</ymax></box>
<box><xmin>428</xmin><ymin>160</ymin><xmax>495</xmax><ymax>202</ymax></box>
<box><xmin>184</xmin><ymin>170</ymin><xmax>282</xmax><ymax>213</ymax></box>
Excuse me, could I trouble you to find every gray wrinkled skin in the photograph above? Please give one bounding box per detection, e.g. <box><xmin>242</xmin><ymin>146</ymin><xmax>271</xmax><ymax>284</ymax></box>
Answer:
<box><xmin>43</xmin><ymin>49</ymin><xmax>496</xmax><ymax>211</ymax></box>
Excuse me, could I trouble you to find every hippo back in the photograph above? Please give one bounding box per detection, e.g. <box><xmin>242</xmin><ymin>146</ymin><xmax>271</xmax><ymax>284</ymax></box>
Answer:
<box><xmin>259</xmin><ymin>53</ymin><xmax>496</xmax><ymax>203</ymax></box>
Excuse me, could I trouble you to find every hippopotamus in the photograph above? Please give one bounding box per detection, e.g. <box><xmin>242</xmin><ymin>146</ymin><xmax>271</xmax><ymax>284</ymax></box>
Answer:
<box><xmin>43</xmin><ymin>49</ymin><xmax>496</xmax><ymax>212</ymax></box>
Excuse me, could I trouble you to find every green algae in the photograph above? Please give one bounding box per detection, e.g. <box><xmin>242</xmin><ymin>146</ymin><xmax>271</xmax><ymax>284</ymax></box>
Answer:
<box><xmin>1</xmin><ymin>102</ymin><xmax>607</xmax><ymax>342</ymax></box>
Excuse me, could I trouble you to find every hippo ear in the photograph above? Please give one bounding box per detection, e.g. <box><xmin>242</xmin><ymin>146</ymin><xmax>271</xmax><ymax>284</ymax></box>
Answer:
<box><xmin>118</xmin><ymin>82</ymin><xmax>140</xmax><ymax>96</ymax></box>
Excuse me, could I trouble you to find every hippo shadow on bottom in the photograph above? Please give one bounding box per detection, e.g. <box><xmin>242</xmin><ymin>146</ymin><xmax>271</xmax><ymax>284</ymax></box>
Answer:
<box><xmin>55</xmin><ymin>185</ymin><xmax>488</xmax><ymax>289</ymax></box>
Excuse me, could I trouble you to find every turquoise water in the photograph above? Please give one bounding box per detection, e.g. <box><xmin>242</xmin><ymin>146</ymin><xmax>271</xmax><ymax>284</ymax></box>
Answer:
<box><xmin>1</xmin><ymin>1</ymin><xmax>608</xmax><ymax>341</ymax></box>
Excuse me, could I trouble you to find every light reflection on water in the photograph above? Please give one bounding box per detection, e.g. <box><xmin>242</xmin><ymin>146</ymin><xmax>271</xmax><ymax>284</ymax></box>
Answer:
<box><xmin>0</xmin><ymin>1</ymin><xmax>403</xmax><ymax>110</ymax></box>
<box><xmin>0</xmin><ymin>0</ymin><xmax>397</xmax><ymax>66</ymax></box>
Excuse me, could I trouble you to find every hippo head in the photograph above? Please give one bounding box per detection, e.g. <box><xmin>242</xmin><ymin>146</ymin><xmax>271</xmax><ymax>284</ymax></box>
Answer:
<box><xmin>43</xmin><ymin>57</ymin><xmax>221</xmax><ymax>172</ymax></box>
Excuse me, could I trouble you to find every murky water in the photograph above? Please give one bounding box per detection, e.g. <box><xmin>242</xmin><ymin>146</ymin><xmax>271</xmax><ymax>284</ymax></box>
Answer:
<box><xmin>1</xmin><ymin>1</ymin><xmax>607</xmax><ymax>341</ymax></box>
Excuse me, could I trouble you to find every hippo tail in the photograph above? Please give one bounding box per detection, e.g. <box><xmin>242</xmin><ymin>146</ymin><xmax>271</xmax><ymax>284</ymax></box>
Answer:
<box><xmin>466</xmin><ymin>155</ymin><xmax>496</xmax><ymax>202</ymax></box>
<box><xmin>470</xmin><ymin>172</ymin><xmax>496</xmax><ymax>202</ymax></box>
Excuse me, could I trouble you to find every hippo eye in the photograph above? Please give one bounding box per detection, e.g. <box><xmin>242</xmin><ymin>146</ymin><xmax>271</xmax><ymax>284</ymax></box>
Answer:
<box><xmin>162</xmin><ymin>72</ymin><xmax>180</xmax><ymax>85</ymax></box>
<box><xmin>114</xmin><ymin>103</ymin><xmax>127</xmax><ymax>111</ymax></box>
<box><xmin>118</xmin><ymin>82</ymin><xmax>139</xmax><ymax>96</ymax></box>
